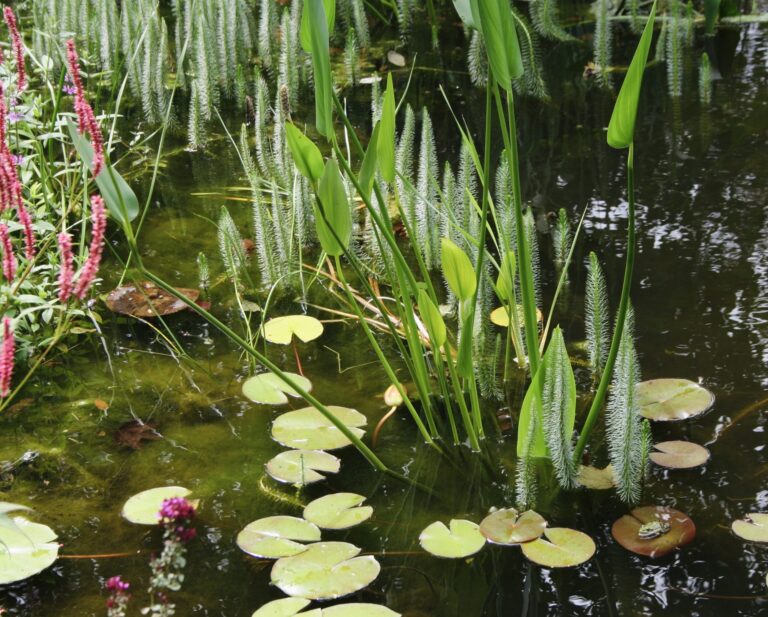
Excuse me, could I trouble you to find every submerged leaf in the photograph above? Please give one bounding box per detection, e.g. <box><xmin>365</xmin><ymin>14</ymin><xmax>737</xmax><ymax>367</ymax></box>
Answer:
<box><xmin>243</xmin><ymin>372</ymin><xmax>313</xmax><ymax>405</ymax></box>
<box><xmin>272</xmin><ymin>406</ymin><xmax>367</xmax><ymax>451</ymax></box>
<box><xmin>419</xmin><ymin>519</ymin><xmax>486</xmax><ymax>558</ymax></box>
<box><xmin>732</xmin><ymin>513</ymin><xmax>768</xmax><ymax>543</ymax></box>
<box><xmin>237</xmin><ymin>516</ymin><xmax>321</xmax><ymax>559</ymax></box>
<box><xmin>577</xmin><ymin>465</ymin><xmax>616</xmax><ymax>490</ymax></box>
<box><xmin>303</xmin><ymin>493</ymin><xmax>373</xmax><ymax>530</ymax></box>
<box><xmin>649</xmin><ymin>441</ymin><xmax>710</xmax><ymax>469</ymax></box>
<box><xmin>106</xmin><ymin>282</ymin><xmax>199</xmax><ymax>318</ymax></box>
<box><xmin>611</xmin><ymin>506</ymin><xmax>696</xmax><ymax>557</ymax></box>
<box><xmin>479</xmin><ymin>508</ymin><xmax>547</xmax><ymax>545</ymax></box>
<box><xmin>637</xmin><ymin>379</ymin><xmax>715</xmax><ymax>421</ymax></box>
<box><xmin>0</xmin><ymin>516</ymin><xmax>59</xmax><ymax>585</ymax></box>
<box><xmin>263</xmin><ymin>315</ymin><xmax>324</xmax><ymax>345</ymax></box>
<box><xmin>521</xmin><ymin>528</ymin><xmax>595</xmax><ymax>568</ymax></box>
<box><xmin>121</xmin><ymin>486</ymin><xmax>195</xmax><ymax>525</ymax></box>
<box><xmin>271</xmin><ymin>541</ymin><xmax>381</xmax><ymax>600</ymax></box>
<box><xmin>266</xmin><ymin>450</ymin><xmax>341</xmax><ymax>486</ymax></box>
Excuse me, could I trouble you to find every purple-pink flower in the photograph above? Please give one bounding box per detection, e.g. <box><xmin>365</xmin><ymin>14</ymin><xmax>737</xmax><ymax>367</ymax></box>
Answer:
<box><xmin>105</xmin><ymin>575</ymin><xmax>130</xmax><ymax>617</ymax></box>
<box><xmin>72</xmin><ymin>194</ymin><xmax>106</xmax><ymax>299</ymax></box>
<box><xmin>66</xmin><ymin>40</ymin><xmax>104</xmax><ymax>178</ymax></box>
<box><xmin>57</xmin><ymin>232</ymin><xmax>73</xmax><ymax>302</ymax></box>
<box><xmin>0</xmin><ymin>317</ymin><xmax>14</xmax><ymax>397</ymax></box>
<box><xmin>0</xmin><ymin>223</ymin><xmax>15</xmax><ymax>281</ymax></box>
<box><xmin>3</xmin><ymin>8</ymin><xmax>26</xmax><ymax>92</ymax></box>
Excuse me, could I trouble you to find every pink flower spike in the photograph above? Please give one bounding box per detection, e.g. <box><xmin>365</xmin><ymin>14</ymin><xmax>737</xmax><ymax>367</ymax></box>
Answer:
<box><xmin>0</xmin><ymin>317</ymin><xmax>15</xmax><ymax>397</ymax></box>
<box><xmin>73</xmin><ymin>194</ymin><xmax>107</xmax><ymax>299</ymax></box>
<box><xmin>15</xmin><ymin>201</ymin><xmax>35</xmax><ymax>260</ymax></box>
<box><xmin>65</xmin><ymin>40</ymin><xmax>104</xmax><ymax>177</ymax></box>
<box><xmin>57</xmin><ymin>232</ymin><xmax>74</xmax><ymax>303</ymax></box>
<box><xmin>4</xmin><ymin>8</ymin><xmax>25</xmax><ymax>92</ymax></box>
<box><xmin>0</xmin><ymin>223</ymin><xmax>15</xmax><ymax>281</ymax></box>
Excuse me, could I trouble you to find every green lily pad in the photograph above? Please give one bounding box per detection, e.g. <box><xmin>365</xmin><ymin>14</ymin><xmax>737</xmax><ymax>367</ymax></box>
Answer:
<box><xmin>237</xmin><ymin>516</ymin><xmax>321</xmax><ymax>559</ymax></box>
<box><xmin>637</xmin><ymin>379</ymin><xmax>715</xmax><ymax>421</ymax></box>
<box><xmin>521</xmin><ymin>528</ymin><xmax>596</xmax><ymax>568</ymax></box>
<box><xmin>251</xmin><ymin>598</ymin><xmax>316</xmax><ymax>617</ymax></box>
<box><xmin>479</xmin><ymin>509</ymin><xmax>547</xmax><ymax>545</ymax></box>
<box><xmin>489</xmin><ymin>306</ymin><xmax>542</xmax><ymax>328</ymax></box>
<box><xmin>251</xmin><ymin>600</ymin><xmax>399</xmax><ymax>617</ymax></box>
<box><xmin>732</xmin><ymin>513</ymin><xmax>768</xmax><ymax>543</ymax></box>
<box><xmin>303</xmin><ymin>493</ymin><xmax>373</xmax><ymax>530</ymax></box>
<box><xmin>611</xmin><ymin>506</ymin><xmax>696</xmax><ymax>557</ymax></box>
<box><xmin>121</xmin><ymin>486</ymin><xmax>196</xmax><ymax>525</ymax></box>
<box><xmin>243</xmin><ymin>372</ymin><xmax>313</xmax><ymax>405</ymax></box>
<box><xmin>272</xmin><ymin>407</ymin><xmax>367</xmax><ymax>450</ymax></box>
<box><xmin>266</xmin><ymin>450</ymin><xmax>341</xmax><ymax>486</ymax></box>
<box><xmin>650</xmin><ymin>441</ymin><xmax>711</xmax><ymax>469</ymax></box>
<box><xmin>264</xmin><ymin>315</ymin><xmax>324</xmax><ymax>345</ymax></box>
<box><xmin>271</xmin><ymin>541</ymin><xmax>381</xmax><ymax>600</ymax></box>
<box><xmin>577</xmin><ymin>465</ymin><xmax>616</xmax><ymax>489</ymax></box>
<box><xmin>419</xmin><ymin>519</ymin><xmax>486</xmax><ymax>558</ymax></box>
<box><xmin>0</xmin><ymin>516</ymin><xmax>59</xmax><ymax>584</ymax></box>
<box><xmin>322</xmin><ymin>605</ymin><xmax>400</xmax><ymax>616</ymax></box>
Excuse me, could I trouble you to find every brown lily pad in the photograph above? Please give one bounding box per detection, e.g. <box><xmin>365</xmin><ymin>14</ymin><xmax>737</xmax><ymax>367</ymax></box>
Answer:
<box><xmin>106</xmin><ymin>281</ymin><xmax>199</xmax><ymax>318</ymax></box>
<box><xmin>612</xmin><ymin>506</ymin><xmax>696</xmax><ymax>558</ymax></box>
<box><xmin>115</xmin><ymin>420</ymin><xmax>161</xmax><ymax>450</ymax></box>
<box><xmin>480</xmin><ymin>508</ymin><xmax>547</xmax><ymax>545</ymax></box>
<box><xmin>650</xmin><ymin>441</ymin><xmax>710</xmax><ymax>469</ymax></box>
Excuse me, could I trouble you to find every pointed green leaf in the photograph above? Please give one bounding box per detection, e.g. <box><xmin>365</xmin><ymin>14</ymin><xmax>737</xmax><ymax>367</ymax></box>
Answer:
<box><xmin>300</xmin><ymin>0</ymin><xmax>335</xmax><ymax>52</ymax></box>
<box><xmin>377</xmin><ymin>74</ymin><xmax>396</xmax><ymax>183</ymax></box>
<box><xmin>496</xmin><ymin>251</ymin><xmax>517</xmax><ymax>302</ymax></box>
<box><xmin>472</xmin><ymin>0</ymin><xmax>524</xmax><ymax>89</ymax></box>
<box><xmin>315</xmin><ymin>160</ymin><xmax>352</xmax><ymax>256</ymax></box>
<box><xmin>441</xmin><ymin>238</ymin><xmax>476</xmax><ymax>301</ymax></box>
<box><xmin>303</xmin><ymin>0</ymin><xmax>334</xmax><ymax>137</ymax></box>
<box><xmin>286</xmin><ymin>123</ymin><xmax>324</xmax><ymax>185</ymax></box>
<box><xmin>607</xmin><ymin>0</ymin><xmax>658</xmax><ymax>149</ymax></box>
<box><xmin>417</xmin><ymin>289</ymin><xmax>446</xmax><ymax>348</ymax></box>
<box><xmin>452</xmin><ymin>0</ymin><xmax>476</xmax><ymax>27</ymax></box>
<box><xmin>358</xmin><ymin>122</ymin><xmax>380</xmax><ymax>201</ymax></box>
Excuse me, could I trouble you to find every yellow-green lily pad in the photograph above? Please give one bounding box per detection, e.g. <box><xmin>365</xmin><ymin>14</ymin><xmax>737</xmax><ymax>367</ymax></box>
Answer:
<box><xmin>121</xmin><ymin>486</ymin><xmax>197</xmax><ymax>525</ymax></box>
<box><xmin>650</xmin><ymin>441</ymin><xmax>710</xmax><ymax>469</ymax></box>
<box><xmin>263</xmin><ymin>315</ymin><xmax>324</xmax><ymax>345</ymax></box>
<box><xmin>637</xmin><ymin>379</ymin><xmax>715</xmax><ymax>421</ymax></box>
<box><xmin>419</xmin><ymin>519</ymin><xmax>486</xmax><ymax>558</ymax></box>
<box><xmin>490</xmin><ymin>306</ymin><xmax>543</xmax><ymax>328</ymax></box>
<box><xmin>479</xmin><ymin>509</ymin><xmax>547</xmax><ymax>545</ymax></box>
<box><xmin>243</xmin><ymin>372</ymin><xmax>313</xmax><ymax>405</ymax></box>
<box><xmin>272</xmin><ymin>407</ymin><xmax>367</xmax><ymax>450</ymax></box>
<box><xmin>577</xmin><ymin>465</ymin><xmax>616</xmax><ymax>489</ymax></box>
<box><xmin>0</xmin><ymin>516</ymin><xmax>59</xmax><ymax>584</ymax></box>
<box><xmin>521</xmin><ymin>528</ymin><xmax>596</xmax><ymax>568</ymax></box>
<box><xmin>251</xmin><ymin>600</ymin><xmax>399</xmax><ymax>617</ymax></box>
<box><xmin>322</xmin><ymin>605</ymin><xmax>400</xmax><ymax>616</ymax></box>
<box><xmin>237</xmin><ymin>516</ymin><xmax>321</xmax><ymax>559</ymax></box>
<box><xmin>732</xmin><ymin>513</ymin><xmax>768</xmax><ymax>543</ymax></box>
<box><xmin>303</xmin><ymin>493</ymin><xmax>373</xmax><ymax>530</ymax></box>
<box><xmin>251</xmin><ymin>598</ymin><xmax>316</xmax><ymax>617</ymax></box>
<box><xmin>265</xmin><ymin>450</ymin><xmax>341</xmax><ymax>487</ymax></box>
<box><xmin>271</xmin><ymin>541</ymin><xmax>381</xmax><ymax>600</ymax></box>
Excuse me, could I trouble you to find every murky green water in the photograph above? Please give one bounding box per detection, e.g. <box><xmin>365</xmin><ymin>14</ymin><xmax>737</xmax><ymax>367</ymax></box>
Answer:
<box><xmin>2</xmin><ymin>13</ymin><xmax>768</xmax><ymax>617</ymax></box>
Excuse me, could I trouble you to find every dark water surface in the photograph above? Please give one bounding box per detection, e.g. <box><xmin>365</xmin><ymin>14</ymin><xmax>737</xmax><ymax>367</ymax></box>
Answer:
<box><xmin>1</xmin><ymin>12</ymin><xmax>767</xmax><ymax>617</ymax></box>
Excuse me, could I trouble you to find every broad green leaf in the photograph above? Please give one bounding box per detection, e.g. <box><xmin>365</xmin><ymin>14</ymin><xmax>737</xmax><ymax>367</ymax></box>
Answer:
<box><xmin>456</xmin><ymin>313</ymin><xmax>475</xmax><ymax>378</ymax></box>
<box><xmin>441</xmin><ymin>238</ymin><xmax>476</xmax><ymax>301</ymax></box>
<box><xmin>496</xmin><ymin>251</ymin><xmax>516</xmax><ymax>302</ymax></box>
<box><xmin>303</xmin><ymin>0</ymin><xmax>334</xmax><ymax>137</ymax></box>
<box><xmin>472</xmin><ymin>0</ymin><xmax>524</xmax><ymax>90</ymax></box>
<box><xmin>263</xmin><ymin>315</ymin><xmax>324</xmax><ymax>345</ymax></box>
<box><xmin>612</xmin><ymin>506</ymin><xmax>696</xmax><ymax>557</ymax></box>
<box><xmin>67</xmin><ymin>118</ymin><xmax>139</xmax><ymax>226</ymax></box>
<box><xmin>637</xmin><ymin>378</ymin><xmax>715</xmax><ymax>421</ymax></box>
<box><xmin>732</xmin><ymin>514</ymin><xmax>768</xmax><ymax>543</ymax></box>
<box><xmin>419</xmin><ymin>519</ymin><xmax>486</xmax><ymax>559</ymax></box>
<box><xmin>300</xmin><ymin>0</ymin><xmax>335</xmax><ymax>52</ymax></box>
<box><xmin>121</xmin><ymin>486</ymin><xmax>196</xmax><ymax>525</ymax></box>
<box><xmin>271</xmin><ymin>542</ymin><xmax>381</xmax><ymax>600</ymax></box>
<box><xmin>315</xmin><ymin>160</ymin><xmax>352</xmax><ymax>256</ymax></box>
<box><xmin>242</xmin><ymin>372</ymin><xmax>313</xmax><ymax>405</ymax></box>
<box><xmin>272</xmin><ymin>406</ymin><xmax>367</xmax><ymax>451</ymax></box>
<box><xmin>606</xmin><ymin>0</ymin><xmax>657</xmax><ymax>149</ymax></box>
<box><xmin>417</xmin><ymin>289</ymin><xmax>446</xmax><ymax>348</ymax></box>
<box><xmin>265</xmin><ymin>449</ymin><xmax>341</xmax><ymax>486</ymax></box>
<box><xmin>479</xmin><ymin>509</ymin><xmax>547</xmax><ymax>545</ymax></box>
<box><xmin>521</xmin><ymin>528</ymin><xmax>596</xmax><ymax>567</ymax></box>
<box><xmin>452</xmin><ymin>0</ymin><xmax>476</xmax><ymax>27</ymax></box>
<box><xmin>0</xmin><ymin>517</ymin><xmax>59</xmax><ymax>584</ymax></box>
<box><xmin>237</xmin><ymin>516</ymin><xmax>321</xmax><ymax>559</ymax></box>
<box><xmin>286</xmin><ymin>123</ymin><xmax>324</xmax><ymax>185</ymax></box>
<box><xmin>358</xmin><ymin>122</ymin><xmax>380</xmax><ymax>201</ymax></box>
<box><xmin>303</xmin><ymin>493</ymin><xmax>373</xmax><ymax>530</ymax></box>
<box><xmin>377</xmin><ymin>74</ymin><xmax>396</xmax><ymax>183</ymax></box>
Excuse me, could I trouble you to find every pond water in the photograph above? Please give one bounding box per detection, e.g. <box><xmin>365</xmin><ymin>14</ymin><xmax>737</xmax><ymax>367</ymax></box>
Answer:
<box><xmin>2</xmin><ymin>11</ymin><xmax>768</xmax><ymax>617</ymax></box>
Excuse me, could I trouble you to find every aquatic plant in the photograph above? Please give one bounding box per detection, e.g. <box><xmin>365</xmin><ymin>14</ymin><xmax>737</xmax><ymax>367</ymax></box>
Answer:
<box><xmin>585</xmin><ymin>251</ymin><xmax>610</xmax><ymax>377</ymax></box>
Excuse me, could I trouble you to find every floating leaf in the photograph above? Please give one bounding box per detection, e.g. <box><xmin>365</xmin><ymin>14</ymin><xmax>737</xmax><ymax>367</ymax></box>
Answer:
<box><xmin>323</xmin><ymin>605</ymin><xmax>399</xmax><ymax>616</ymax></box>
<box><xmin>577</xmin><ymin>465</ymin><xmax>616</xmax><ymax>490</ymax></box>
<box><xmin>263</xmin><ymin>315</ymin><xmax>324</xmax><ymax>345</ymax></box>
<box><xmin>272</xmin><ymin>407</ymin><xmax>367</xmax><ymax>451</ymax></box>
<box><xmin>637</xmin><ymin>379</ymin><xmax>715</xmax><ymax>422</ymax></box>
<box><xmin>650</xmin><ymin>441</ymin><xmax>710</xmax><ymax>469</ymax></box>
<box><xmin>0</xmin><ymin>502</ymin><xmax>32</xmax><ymax>516</ymax></box>
<box><xmin>490</xmin><ymin>306</ymin><xmax>542</xmax><ymax>327</ymax></box>
<box><xmin>251</xmin><ymin>598</ymin><xmax>314</xmax><ymax>617</ymax></box>
<box><xmin>480</xmin><ymin>508</ymin><xmax>547</xmax><ymax>545</ymax></box>
<box><xmin>732</xmin><ymin>513</ymin><xmax>768</xmax><ymax>543</ymax></box>
<box><xmin>252</xmin><ymin>601</ymin><xmax>398</xmax><ymax>617</ymax></box>
<box><xmin>419</xmin><ymin>519</ymin><xmax>486</xmax><ymax>558</ymax></box>
<box><xmin>266</xmin><ymin>450</ymin><xmax>341</xmax><ymax>486</ymax></box>
<box><xmin>106</xmin><ymin>282</ymin><xmax>199</xmax><ymax>318</ymax></box>
<box><xmin>303</xmin><ymin>493</ymin><xmax>373</xmax><ymax>530</ymax></box>
<box><xmin>611</xmin><ymin>506</ymin><xmax>696</xmax><ymax>557</ymax></box>
<box><xmin>0</xmin><ymin>516</ymin><xmax>59</xmax><ymax>584</ymax></box>
<box><xmin>521</xmin><ymin>528</ymin><xmax>596</xmax><ymax>568</ymax></box>
<box><xmin>243</xmin><ymin>372</ymin><xmax>313</xmax><ymax>405</ymax></box>
<box><xmin>121</xmin><ymin>486</ymin><xmax>195</xmax><ymax>525</ymax></box>
<box><xmin>271</xmin><ymin>542</ymin><xmax>381</xmax><ymax>600</ymax></box>
<box><xmin>237</xmin><ymin>516</ymin><xmax>321</xmax><ymax>559</ymax></box>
